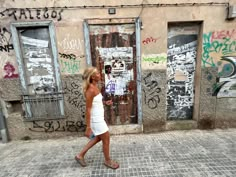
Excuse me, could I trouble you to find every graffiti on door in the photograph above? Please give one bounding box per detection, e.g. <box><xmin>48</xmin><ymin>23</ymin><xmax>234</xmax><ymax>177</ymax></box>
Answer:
<box><xmin>167</xmin><ymin>24</ymin><xmax>199</xmax><ymax>120</ymax></box>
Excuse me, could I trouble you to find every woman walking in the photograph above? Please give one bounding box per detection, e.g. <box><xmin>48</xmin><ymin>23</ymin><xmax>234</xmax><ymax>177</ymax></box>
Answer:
<box><xmin>75</xmin><ymin>67</ymin><xmax>119</xmax><ymax>169</ymax></box>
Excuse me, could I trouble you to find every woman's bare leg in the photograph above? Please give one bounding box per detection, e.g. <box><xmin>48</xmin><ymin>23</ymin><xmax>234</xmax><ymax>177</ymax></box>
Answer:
<box><xmin>76</xmin><ymin>136</ymin><xmax>101</xmax><ymax>159</ymax></box>
<box><xmin>98</xmin><ymin>131</ymin><xmax>119</xmax><ymax>169</ymax></box>
<box><xmin>98</xmin><ymin>131</ymin><xmax>110</xmax><ymax>161</ymax></box>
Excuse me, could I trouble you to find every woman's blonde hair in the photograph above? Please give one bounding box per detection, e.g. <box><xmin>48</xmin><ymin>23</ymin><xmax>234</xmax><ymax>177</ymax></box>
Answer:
<box><xmin>82</xmin><ymin>67</ymin><xmax>98</xmax><ymax>95</ymax></box>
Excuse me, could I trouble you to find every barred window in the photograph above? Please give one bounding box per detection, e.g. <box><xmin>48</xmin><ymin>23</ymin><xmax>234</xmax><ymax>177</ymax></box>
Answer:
<box><xmin>11</xmin><ymin>21</ymin><xmax>64</xmax><ymax>120</ymax></box>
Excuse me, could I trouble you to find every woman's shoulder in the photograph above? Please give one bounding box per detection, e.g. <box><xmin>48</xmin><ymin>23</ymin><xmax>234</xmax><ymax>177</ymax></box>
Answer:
<box><xmin>85</xmin><ymin>85</ymin><xmax>96</xmax><ymax>97</ymax></box>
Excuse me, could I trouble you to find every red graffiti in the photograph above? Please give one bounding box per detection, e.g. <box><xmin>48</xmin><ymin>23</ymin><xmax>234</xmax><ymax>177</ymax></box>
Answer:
<box><xmin>142</xmin><ymin>37</ymin><xmax>160</xmax><ymax>45</ymax></box>
<box><xmin>211</xmin><ymin>29</ymin><xmax>236</xmax><ymax>42</ymax></box>
<box><xmin>3</xmin><ymin>62</ymin><xmax>18</xmax><ymax>79</ymax></box>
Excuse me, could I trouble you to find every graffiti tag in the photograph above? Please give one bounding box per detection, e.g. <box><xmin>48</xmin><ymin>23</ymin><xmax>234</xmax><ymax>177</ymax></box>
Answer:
<box><xmin>29</xmin><ymin>120</ymin><xmax>85</xmax><ymax>132</ymax></box>
<box><xmin>63</xmin><ymin>81</ymin><xmax>85</xmax><ymax>118</ymax></box>
<box><xmin>0</xmin><ymin>8</ymin><xmax>63</xmax><ymax>21</ymax></box>
<box><xmin>142</xmin><ymin>37</ymin><xmax>160</xmax><ymax>45</ymax></box>
<box><xmin>143</xmin><ymin>72</ymin><xmax>161</xmax><ymax>109</ymax></box>
<box><xmin>202</xmin><ymin>29</ymin><xmax>236</xmax><ymax>67</ymax></box>
<box><xmin>3</xmin><ymin>62</ymin><xmax>18</xmax><ymax>79</ymax></box>
<box><xmin>0</xmin><ymin>27</ymin><xmax>14</xmax><ymax>53</ymax></box>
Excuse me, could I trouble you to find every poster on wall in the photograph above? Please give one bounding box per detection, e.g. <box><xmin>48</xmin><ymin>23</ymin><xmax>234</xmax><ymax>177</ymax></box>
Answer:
<box><xmin>20</xmin><ymin>28</ymin><xmax>56</xmax><ymax>95</ymax></box>
<box><xmin>98</xmin><ymin>47</ymin><xmax>133</xmax><ymax>95</ymax></box>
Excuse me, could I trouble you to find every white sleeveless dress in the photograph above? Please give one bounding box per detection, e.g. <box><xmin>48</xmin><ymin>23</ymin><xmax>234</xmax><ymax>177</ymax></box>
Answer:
<box><xmin>90</xmin><ymin>93</ymin><xmax>109</xmax><ymax>136</ymax></box>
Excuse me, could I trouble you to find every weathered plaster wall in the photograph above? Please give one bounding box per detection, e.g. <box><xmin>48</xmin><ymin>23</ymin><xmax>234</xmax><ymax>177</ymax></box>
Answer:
<box><xmin>199</xmin><ymin>67</ymin><xmax>218</xmax><ymax>129</ymax></box>
<box><xmin>1</xmin><ymin>0</ymin><xmax>236</xmax><ymax>139</ymax></box>
<box><xmin>5</xmin><ymin>75</ymin><xmax>86</xmax><ymax>140</ymax></box>
<box><xmin>142</xmin><ymin>70</ymin><xmax>167</xmax><ymax>132</ymax></box>
<box><xmin>0</xmin><ymin>79</ymin><xmax>22</xmax><ymax>101</ymax></box>
<box><xmin>216</xmin><ymin>98</ymin><xmax>236</xmax><ymax>128</ymax></box>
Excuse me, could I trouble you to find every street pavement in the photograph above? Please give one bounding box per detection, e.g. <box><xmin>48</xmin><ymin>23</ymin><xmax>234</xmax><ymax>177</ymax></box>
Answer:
<box><xmin>0</xmin><ymin>129</ymin><xmax>236</xmax><ymax>177</ymax></box>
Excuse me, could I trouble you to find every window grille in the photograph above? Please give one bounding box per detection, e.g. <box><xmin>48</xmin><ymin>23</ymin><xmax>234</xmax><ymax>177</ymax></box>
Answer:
<box><xmin>23</xmin><ymin>92</ymin><xmax>64</xmax><ymax>120</ymax></box>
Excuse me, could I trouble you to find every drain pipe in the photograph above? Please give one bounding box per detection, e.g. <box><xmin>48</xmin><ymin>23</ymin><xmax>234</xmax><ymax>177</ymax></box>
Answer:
<box><xmin>0</xmin><ymin>107</ymin><xmax>8</xmax><ymax>143</ymax></box>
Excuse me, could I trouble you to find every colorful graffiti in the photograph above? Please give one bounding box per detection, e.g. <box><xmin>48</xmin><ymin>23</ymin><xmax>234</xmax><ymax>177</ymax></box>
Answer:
<box><xmin>142</xmin><ymin>72</ymin><xmax>161</xmax><ymax>109</ymax></box>
<box><xmin>202</xmin><ymin>29</ymin><xmax>236</xmax><ymax>68</ymax></box>
<box><xmin>3</xmin><ymin>62</ymin><xmax>18</xmax><ymax>79</ymax></box>
<box><xmin>60</xmin><ymin>59</ymin><xmax>81</xmax><ymax>74</ymax></box>
<box><xmin>212</xmin><ymin>56</ymin><xmax>236</xmax><ymax>97</ymax></box>
<box><xmin>29</xmin><ymin>120</ymin><xmax>85</xmax><ymax>132</ymax></box>
<box><xmin>0</xmin><ymin>8</ymin><xmax>63</xmax><ymax>21</ymax></box>
<box><xmin>59</xmin><ymin>52</ymin><xmax>84</xmax><ymax>74</ymax></box>
<box><xmin>142</xmin><ymin>53</ymin><xmax>167</xmax><ymax>69</ymax></box>
<box><xmin>142</xmin><ymin>54</ymin><xmax>167</xmax><ymax>63</ymax></box>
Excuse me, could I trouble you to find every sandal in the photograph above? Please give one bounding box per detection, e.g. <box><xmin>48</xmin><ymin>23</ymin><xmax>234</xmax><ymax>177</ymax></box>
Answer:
<box><xmin>104</xmin><ymin>160</ymin><xmax>119</xmax><ymax>169</ymax></box>
<box><xmin>75</xmin><ymin>156</ymin><xmax>87</xmax><ymax>167</ymax></box>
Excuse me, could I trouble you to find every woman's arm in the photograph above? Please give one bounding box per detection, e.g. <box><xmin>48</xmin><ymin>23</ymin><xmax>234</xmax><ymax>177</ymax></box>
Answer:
<box><xmin>85</xmin><ymin>91</ymin><xmax>93</xmax><ymax>127</ymax></box>
<box><xmin>84</xmin><ymin>89</ymin><xmax>94</xmax><ymax>137</ymax></box>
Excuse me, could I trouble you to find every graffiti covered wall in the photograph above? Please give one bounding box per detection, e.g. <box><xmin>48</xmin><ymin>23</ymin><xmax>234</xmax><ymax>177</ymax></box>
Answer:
<box><xmin>202</xmin><ymin>29</ymin><xmax>236</xmax><ymax>98</ymax></box>
<box><xmin>56</xmin><ymin>26</ymin><xmax>86</xmax><ymax>75</ymax></box>
<box><xmin>142</xmin><ymin>71</ymin><xmax>167</xmax><ymax>127</ymax></box>
<box><xmin>167</xmin><ymin>25</ymin><xmax>199</xmax><ymax>120</ymax></box>
<box><xmin>200</xmin><ymin>29</ymin><xmax>236</xmax><ymax>128</ymax></box>
<box><xmin>0</xmin><ymin>26</ymin><xmax>19</xmax><ymax>80</ymax></box>
<box><xmin>1</xmin><ymin>0</ymin><xmax>236</xmax><ymax>139</ymax></box>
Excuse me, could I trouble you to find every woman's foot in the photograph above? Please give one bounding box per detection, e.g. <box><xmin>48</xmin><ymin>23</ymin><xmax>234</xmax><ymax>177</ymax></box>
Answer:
<box><xmin>75</xmin><ymin>155</ymin><xmax>87</xmax><ymax>167</ymax></box>
<box><xmin>104</xmin><ymin>160</ymin><xmax>119</xmax><ymax>169</ymax></box>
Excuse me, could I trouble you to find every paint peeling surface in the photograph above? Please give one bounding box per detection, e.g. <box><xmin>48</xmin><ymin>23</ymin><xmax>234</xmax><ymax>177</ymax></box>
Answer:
<box><xmin>89</xmin><ymin>24</ymin><xmax>137</xmax><ymax>125</ymax></box>
<box><xmin>167</xmin><ymin>24</ymin><xmax>199</xmax><ymax>120</ymax></box>
<box><xmin>19</xmin><ymin>27</ymin><xmax>56</xmax><ymax>94</ymax></box>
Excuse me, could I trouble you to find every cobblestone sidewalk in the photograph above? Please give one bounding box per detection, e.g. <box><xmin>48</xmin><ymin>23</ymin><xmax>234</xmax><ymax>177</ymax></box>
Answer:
<box><xmin>0</xmin><ymin>129</ymin><xmax>236</xmax><ymax>177</ymax></box>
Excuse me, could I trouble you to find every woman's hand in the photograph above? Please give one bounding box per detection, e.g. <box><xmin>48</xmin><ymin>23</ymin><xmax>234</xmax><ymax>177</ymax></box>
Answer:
<box><xmin>85</xmin><ymin>127</ymin><xmax>92</xmax><ymax>138</ymax></box>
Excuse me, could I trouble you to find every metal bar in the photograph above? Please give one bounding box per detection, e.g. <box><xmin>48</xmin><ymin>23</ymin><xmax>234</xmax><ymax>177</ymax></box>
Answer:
<box><xmin>84</xmin><ymin>20</ymin><xmax>92</xmax><ymax>66</ymax></box>
<box><xmin>135</xmin><ymin>18</ymin><xmax>143</xmax><ymax>125</ymax></box>
<box><xmin>23</xmin><ymin>93</ymin><xmax>65</xmax><ymax>119</ymax></box>
<box><xmin>0</xmin><ymin>108</ymin><xmax>9</xmax><ymax>143</ymax></box>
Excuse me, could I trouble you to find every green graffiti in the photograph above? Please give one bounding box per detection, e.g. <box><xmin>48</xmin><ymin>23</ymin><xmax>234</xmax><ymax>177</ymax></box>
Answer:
<box><xmin>218</xmin><ymin>63</ymin><xmax>233</xmax><ymax>77</ymax></box>
<box><xmin>202</xmin><ymin>31</ymin><xmax>236</xmax><ymax>68</ymax></box>
<box><xmin>143</xmin><ymin>56</ymin><xmax>167</xmax><ymax>63</ymax></box>
<box><xmin>60</xmin><ymin>59</ymin><xmax>80</xmax><ymax>74</ymax></box>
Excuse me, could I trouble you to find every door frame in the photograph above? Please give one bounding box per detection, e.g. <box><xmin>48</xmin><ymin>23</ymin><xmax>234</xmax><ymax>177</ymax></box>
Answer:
<box><xmin>83</xmin><ymin>18</ymin><xmax>143</xmax><ymax>125</ymax></box>
<box><xmin>166</xmin><ymin>22</ymin><xmax>202</xmax><ymax>121</ymax></box>
<box><xmin>10</xmin><ymin>21</ymin><xmax>65</xmax><ymax>119</ymax></box>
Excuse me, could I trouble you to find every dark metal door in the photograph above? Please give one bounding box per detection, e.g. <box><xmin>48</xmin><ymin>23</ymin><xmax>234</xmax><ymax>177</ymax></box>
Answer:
<box><xmin>89</xmin><ymin>24</ymin><xmax>138</xmax><ymax>125</ymax></box>
<box><xmin>167</xmin><ymin>23</ymin><xmax>199</xmax><ymax>120</ymax></box>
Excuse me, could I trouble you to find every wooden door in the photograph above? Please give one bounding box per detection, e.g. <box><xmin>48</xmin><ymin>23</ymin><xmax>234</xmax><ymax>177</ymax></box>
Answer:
<box><xmin>89</xmin><ymin>24</ymin><xmax>137</xmax><ymax>125</ymax></box>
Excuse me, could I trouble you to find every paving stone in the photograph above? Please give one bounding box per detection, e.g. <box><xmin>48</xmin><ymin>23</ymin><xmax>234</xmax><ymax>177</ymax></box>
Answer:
<box><xmin>0</xmin><ymin>129</ymin><xmax>236</xmax><ymax>177</ymax></box>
